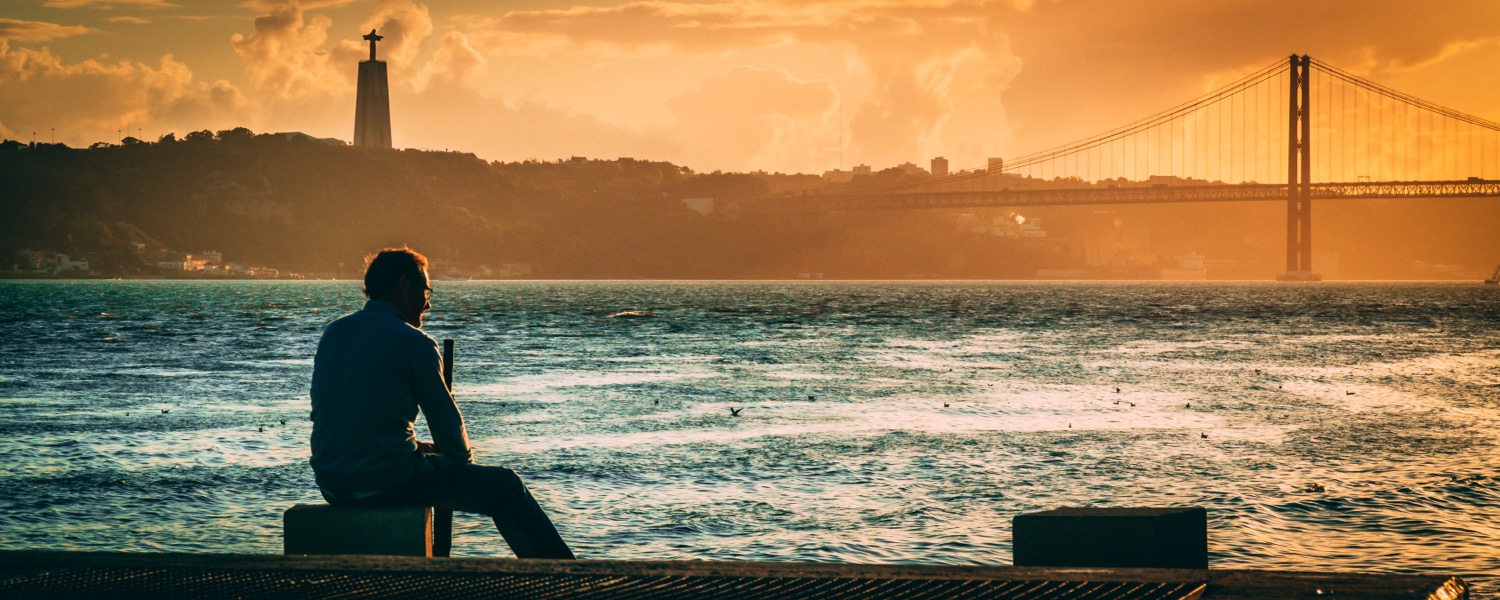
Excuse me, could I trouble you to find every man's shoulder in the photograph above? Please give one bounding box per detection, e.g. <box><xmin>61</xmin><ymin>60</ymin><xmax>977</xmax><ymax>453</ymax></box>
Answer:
<box><xmin>322</xmin><ymin>309</ymin><xmax>434</xmax><ymax>347</ymax></box>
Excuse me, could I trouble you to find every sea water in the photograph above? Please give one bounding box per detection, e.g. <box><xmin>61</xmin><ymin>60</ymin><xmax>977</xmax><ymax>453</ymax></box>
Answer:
<box><xmin>0</xmin><ymin>280</ymin><xmax>1497</xmax><ymax>585</ymax></box>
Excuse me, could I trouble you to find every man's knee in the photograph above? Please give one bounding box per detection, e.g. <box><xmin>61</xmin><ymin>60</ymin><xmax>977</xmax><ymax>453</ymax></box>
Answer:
<box><xmin>478</xmin><ymin>465</ymin><xmax>526</xmax><ymax>491</ymax></box>
<box><xmin>456</xmin><ymin>464</ymin><xmax>534</xmax><ymax>503</ymax></box>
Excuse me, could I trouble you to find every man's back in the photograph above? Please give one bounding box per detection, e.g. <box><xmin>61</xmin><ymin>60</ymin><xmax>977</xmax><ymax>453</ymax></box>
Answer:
<box><xmin>308</xmin><ymin>247</ymin><xmax>571</xmax><ymax>559</ymax></box>
<box><xmin>310</xmin><ymin>299</ymin><xmax>470</xmax><ymax>493</ymax></box>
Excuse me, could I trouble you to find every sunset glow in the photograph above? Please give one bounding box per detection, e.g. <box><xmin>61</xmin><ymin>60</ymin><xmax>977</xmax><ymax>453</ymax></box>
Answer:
<box><xmin>3</xmin><ymin>1</ymin><xmax>1499</xmax><ymax>174</ymax></box>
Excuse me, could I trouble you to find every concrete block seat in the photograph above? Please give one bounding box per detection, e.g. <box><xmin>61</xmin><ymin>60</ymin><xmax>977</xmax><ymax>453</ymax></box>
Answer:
<box><xmin>283</xmin><ymin>504</ymin><xmax>452</xmax><ymax>557</ymax></box>
<box><xmin>1013</xmin><ymin>507</ymin><xmax>1208</xmax><ymax>569</ymax></box>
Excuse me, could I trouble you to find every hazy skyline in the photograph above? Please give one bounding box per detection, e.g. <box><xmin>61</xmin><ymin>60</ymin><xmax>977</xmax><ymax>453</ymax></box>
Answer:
<box><xmin>3</xmin><ymin>0</ymin><xmax>1499</xmax><ymax>174</ymax></box>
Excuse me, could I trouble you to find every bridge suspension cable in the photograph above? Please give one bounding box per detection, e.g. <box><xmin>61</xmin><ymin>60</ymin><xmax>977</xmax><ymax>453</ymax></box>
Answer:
<box><xmin>841</xmin><ymin>54</ymin><xmax>1500</xmax><ymax>195</ymax></box>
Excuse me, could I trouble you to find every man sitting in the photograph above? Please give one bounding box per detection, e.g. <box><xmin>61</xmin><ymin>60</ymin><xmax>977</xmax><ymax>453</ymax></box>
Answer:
<box><xmin>309</xmin><ymin>247</ymin><xmax>574</xmax><ymax>559</ymax></box>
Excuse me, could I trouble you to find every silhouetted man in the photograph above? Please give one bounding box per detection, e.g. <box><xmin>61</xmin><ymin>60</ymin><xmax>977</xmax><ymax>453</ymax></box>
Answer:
<box><xmin>310</xmin><ymin>247</ymin><xmax>574</xmax><ymax>559</ymax></box>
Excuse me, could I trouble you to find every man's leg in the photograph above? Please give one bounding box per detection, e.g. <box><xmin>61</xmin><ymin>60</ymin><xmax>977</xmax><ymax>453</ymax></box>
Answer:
<box><xmin>433</xmin><ymin>508</ymin><xmax>453</xmax><ymax>557</ymax></box>
<box><xmin>442</xmin><ymin>463</ymin><xmax>575</xmax><ymax>559</ymax></box>
<box><xmin>342</xmin><ymin>462</ymin><xmax>453</xmax><ymax>557</ymax></box>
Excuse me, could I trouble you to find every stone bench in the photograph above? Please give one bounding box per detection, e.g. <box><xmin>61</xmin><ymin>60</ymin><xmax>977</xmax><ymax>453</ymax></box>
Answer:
<box><xmin>1012</xmin><ymin>506</ymin><xmax>1207</xmax><ymax>569</ymax></box>
<box><xmin>283</xmin><ymin>504</ymin><xmax>452</xmax><ymax>557</ymax></box>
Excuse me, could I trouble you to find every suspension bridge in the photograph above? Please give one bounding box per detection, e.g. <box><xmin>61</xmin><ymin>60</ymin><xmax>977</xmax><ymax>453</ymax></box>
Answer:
<box><xmin>747</xmin><ymin>55</ymin><xmax>1500</xmax><ymax>281</ymax></box>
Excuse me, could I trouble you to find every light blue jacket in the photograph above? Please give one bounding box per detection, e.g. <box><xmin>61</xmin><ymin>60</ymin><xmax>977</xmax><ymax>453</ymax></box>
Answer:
<box><xmin>310</xmin><ymin>299</ymin><xmax>473</xmax><ymax>492</ymax></box>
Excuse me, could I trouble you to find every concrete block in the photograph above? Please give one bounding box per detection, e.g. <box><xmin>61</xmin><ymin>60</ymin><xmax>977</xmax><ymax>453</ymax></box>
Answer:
<box><xmin>1012</xmin><ymin>506</ymin><xmax>1207</xmax><ymax>569</ymax></box>
<box><xmin>283</xmin><ymin>504</ymin><xmax>432</xmax><ymax>557</ymax></box>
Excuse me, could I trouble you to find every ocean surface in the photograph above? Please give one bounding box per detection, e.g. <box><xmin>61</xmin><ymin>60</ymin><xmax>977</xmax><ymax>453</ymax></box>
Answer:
<box><xmin>1</xmin><ymin>281</ymin><xmax>1498</xmax><ymax>585</ymax></box>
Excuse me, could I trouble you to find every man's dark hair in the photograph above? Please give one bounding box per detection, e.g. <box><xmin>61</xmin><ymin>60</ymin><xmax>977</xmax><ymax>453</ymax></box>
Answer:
<box><xmin>363</xmin><ymin>247</ymin><xmax>429</xmax><ymax>299</ymax></box>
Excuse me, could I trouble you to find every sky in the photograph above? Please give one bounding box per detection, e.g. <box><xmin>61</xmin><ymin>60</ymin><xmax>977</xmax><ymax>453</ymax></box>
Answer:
<box><xmin>2</xmin><ymin>0</ymin><xmax>1499</xmax><ymax>174</ymax></box>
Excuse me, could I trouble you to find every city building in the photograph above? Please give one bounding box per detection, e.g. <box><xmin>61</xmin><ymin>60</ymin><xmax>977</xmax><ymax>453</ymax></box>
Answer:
<box><xmin>931</xmin><ymin>156</ymin><xmax>949</xmax><ymax>177</ymax></box>
<box><xmin>988</xmin><ymin>157</ymin><xmax>1005</xmax><ymax>173</ymax></box>
<box><xmin>156</xmin><ymin>257</ymin><xmax>190</xmax><ymax>271</ymax></box>
<box><xmin>681</xmin><ymin>198</ymin><xmax>715</xmax><ymax>216</ymax></box>
<box><xmin>16</xmin><ymin>249</ymin><xmax>89</xmax><ymax>274</ymax></box>
<box><xmin>896</xmin><ymin>162</ymin><xmax>927</xmax><ymax>176</ymax></box>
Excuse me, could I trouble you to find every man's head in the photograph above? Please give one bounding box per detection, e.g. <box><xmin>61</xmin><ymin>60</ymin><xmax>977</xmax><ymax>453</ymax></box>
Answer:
<box><xmin>364</xmin><ymin>247</ymin><xmax>431</xmax><ymax>328</ymax></box>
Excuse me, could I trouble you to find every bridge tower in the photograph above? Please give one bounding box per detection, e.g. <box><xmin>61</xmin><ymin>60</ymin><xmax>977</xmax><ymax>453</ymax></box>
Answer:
<box><xmin>1279</xmin><ymin>55</ymin><xmax>1319</xmax><ymax>281</ymax></box>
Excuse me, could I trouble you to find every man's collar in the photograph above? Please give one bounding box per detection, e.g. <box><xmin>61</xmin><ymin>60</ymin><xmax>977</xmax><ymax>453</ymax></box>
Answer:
<box><xmin>362</xmin><ymin>299</ymin><xmax>406</xmax><ymax>319</ymax></box>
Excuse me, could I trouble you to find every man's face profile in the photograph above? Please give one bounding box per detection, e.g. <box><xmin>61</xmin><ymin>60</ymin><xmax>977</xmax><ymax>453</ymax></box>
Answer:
<box><xmin>397</xmin><ymin>268</ymin><xmax>432</xmax><ymax>328</ymax></box>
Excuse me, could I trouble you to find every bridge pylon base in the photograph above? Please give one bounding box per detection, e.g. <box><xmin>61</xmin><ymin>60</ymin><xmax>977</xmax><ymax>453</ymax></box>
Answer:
<box><xmin>1276</xmin><ymin>270</ymin><xmax>1322</xmax><ymax>282</ymax></box>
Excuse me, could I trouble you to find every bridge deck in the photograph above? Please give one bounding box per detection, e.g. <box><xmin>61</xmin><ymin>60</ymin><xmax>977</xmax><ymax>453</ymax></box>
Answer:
<box><xmin>0</xmin><ymin>550</ymin><xmax>1468</xmax><ymax>599</ymax></box>
<box><xmin>744</xmin><ymin>179</ymin><xmax>1500</xmax><ymax>211</ymax></box>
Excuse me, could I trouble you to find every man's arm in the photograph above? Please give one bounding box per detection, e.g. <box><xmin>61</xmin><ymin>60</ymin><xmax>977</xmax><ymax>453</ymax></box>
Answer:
<box><xmin>412</xmin><ymin>339</ymin><xmax>474</xmax><ymax>463</ymax></box>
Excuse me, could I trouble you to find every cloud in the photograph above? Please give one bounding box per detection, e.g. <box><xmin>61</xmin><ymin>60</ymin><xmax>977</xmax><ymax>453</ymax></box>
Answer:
<box><xmin>42</xmin><ymin>0</ymin><xmax>178</xmax><ymax>9</ymax></box>
<box><xmin>230</xmin><ymin>0</ymin><xmax>433</xmax><ymax>106</ymax></box>
<box><xmin>236</xmin><ymin>0</ymin><xmax>359</xmax><ymax>10</ymax></box>
<box><xmin>0</xmin><ymin>19</ymin><xmax>95</xmax><ymax>42</ymax></box>
<box><xmin>107</xmin><ymin>16</ymin><xmax>151</xmax><ymax>25</ymax></box>
<box><xmin>397</xmin><ymin>89</ymin><xmax>680</xmax><ymax>161</ymax></box>
<box><xmin>229</xmin><ymin>2</ymin><xmax>356</xmax><ymax>101</ymax></box>
<box><xmin>997</xmin><ymin>0</ymin><xmax>1500</xmax><ymax>151</ymax></box>
<box><xmin>355</xmin><ymin>0</ymin><xmax>433</xmax><ymax>68</ymax></box>
<box><xmin>465</xmin><ymin>2</ymin><xmax>805</xmax><ymax>57</ymax></box>
<box><xmin>667</xmin><ymin>67</ymin><xmax>838</xmax><ymax>172</ymax></box>
<box><xmin>0</xmin><ymin>40</ymin><xmax>248</xmax><ymax>144</ymax></box>
<box><xmin>450</xmin><ymin>0</ymin><xmax>1500</xmax><ymax>172</ymax></box>
<box><xmin>415</xmin><ymin>30</ymin><xmax>485</xmax><ymax>91</ymax></box>
<box><xmin>462</xmin><ymin>1</ymin><xmax>1021</xmax><ymax>170</ymax></box>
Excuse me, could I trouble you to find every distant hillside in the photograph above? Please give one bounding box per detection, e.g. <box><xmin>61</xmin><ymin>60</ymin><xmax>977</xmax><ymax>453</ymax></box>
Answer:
<box><xmin>3</xmin><ymin>131</ymin><xmax>1498</xmax><ymax>279</ymax></box>
<box><xmin>0</xmin><ymin>131</ymin><xmax>792</xmax><ymax>277</ymax></box>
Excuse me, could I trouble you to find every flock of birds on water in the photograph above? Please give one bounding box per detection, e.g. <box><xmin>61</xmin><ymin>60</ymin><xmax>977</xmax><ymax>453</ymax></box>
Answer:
<box><xmin>146</xmin><ymin>382</ymin><xmax>1359</xmax><ymax>437</ymax></box>
<box><xmin>141</xmin><ymin>377</ymin><xmax>1348</xmax><ymax>496</ymax></box>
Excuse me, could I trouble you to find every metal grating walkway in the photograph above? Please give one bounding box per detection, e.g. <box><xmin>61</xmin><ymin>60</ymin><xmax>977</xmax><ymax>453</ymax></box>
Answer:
<box><xmin>0</xmin><ymin>566</ymin><xmax>1204</xmax><ymax>600</ymax></box>
<box><xmin>0</xmin><ymin>551</ymin><xmax>1467</xmax><ymax>600</ymax></box>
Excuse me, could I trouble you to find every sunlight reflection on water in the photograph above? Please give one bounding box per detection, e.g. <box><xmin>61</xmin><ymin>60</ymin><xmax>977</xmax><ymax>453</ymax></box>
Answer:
<box><xmin>0</xmin><ymin>280</ymin><xmax>1498</xmax><ymax>588</ymax></box>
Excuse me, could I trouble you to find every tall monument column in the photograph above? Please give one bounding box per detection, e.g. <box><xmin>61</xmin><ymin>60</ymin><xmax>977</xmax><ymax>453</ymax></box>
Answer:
<box><xmin>354</xmin><ymin>29</ymin><xmax>392</xmax><ymax>148</ymax></box>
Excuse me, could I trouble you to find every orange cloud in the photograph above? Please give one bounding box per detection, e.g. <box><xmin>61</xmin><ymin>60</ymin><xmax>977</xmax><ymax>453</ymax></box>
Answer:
<box><xmin>667</xmin><ymin>67</ymin><xmax>838</xmax><ymax>172</ymax></box>
<box><xmin>355</xmin><ymin>0</ymin><xmax>433</xmax><ymax>69</ymax></box>
<box><xmin>461</xmin><ymin>1</ymin><xmax>1021</xmax><ymax>169</ymax></box>
<box><xmin>42</xmin><ymin>0</ymin><xmax>178</xmax><ymax>8</ymax></box>
<box><xmin>416</xmin><ymin>31</ymin><xmax>485</xmax><ymax>91</ymax></box>
<box><xmin>998</xmin><ymin>0</ymin><xmax>1500</xmax><ymax>152</ymax></box>
<box><xmin>0</xmin><ymin>19</ymin><xmax>95</xmax><ymax>42</ymax></box>
<box><xmin>229</xmin><ymin>2</ymin><xmax>354</xmax><ymax>101</ymax></box>
<box><xmin>0</xmin><ymin>40</ymin><xmax>247</xmax><ymax>144</ymax></box>
<box><xmin>237</xmin><ymin>0</ymin><xmax>359</xmax><ymax>10</ymax></box>
<box><xmin>466</xmin><ymin>2</ymin><xmax>805</xmax><ymax>57</ymax></box>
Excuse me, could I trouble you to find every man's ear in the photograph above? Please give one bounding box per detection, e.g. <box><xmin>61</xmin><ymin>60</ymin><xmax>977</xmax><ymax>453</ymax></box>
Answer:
<box><xmin>396</xmin><ymin>273</ymin><xmax>411</xmax><ymax>293</ymax></box>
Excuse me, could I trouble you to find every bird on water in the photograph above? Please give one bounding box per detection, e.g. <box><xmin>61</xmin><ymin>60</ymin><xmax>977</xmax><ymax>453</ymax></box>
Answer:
<box><xmin>730</xmin><ymin>407</ymin><xmax>743</xmax><ymax>417</ymax></box>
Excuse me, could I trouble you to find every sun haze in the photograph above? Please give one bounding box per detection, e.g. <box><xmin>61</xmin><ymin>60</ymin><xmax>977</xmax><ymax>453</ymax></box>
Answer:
<box><xmin>2</xmin><ymin>0</ymin><xmax>1498</xmax><ymax>174</ymax></box>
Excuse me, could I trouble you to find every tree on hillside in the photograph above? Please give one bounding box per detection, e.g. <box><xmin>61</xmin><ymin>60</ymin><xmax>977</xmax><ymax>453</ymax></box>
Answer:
<box><xmin>216</xmin><ymin>127</ymin><xmax>253</xmax><ymax>143</ymax></box>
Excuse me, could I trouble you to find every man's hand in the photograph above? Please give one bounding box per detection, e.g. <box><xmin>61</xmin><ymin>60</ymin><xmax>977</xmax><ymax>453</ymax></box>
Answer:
<box><xmin>417</xmin><ymin>441</ymin><xmax>440</xmax><ymax>454</ymax></box>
